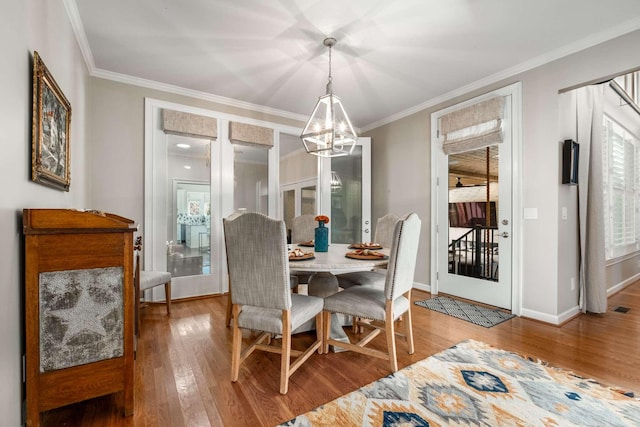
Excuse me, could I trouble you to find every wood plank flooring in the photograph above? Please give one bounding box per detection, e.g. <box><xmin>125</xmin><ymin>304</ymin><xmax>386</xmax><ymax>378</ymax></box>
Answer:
<box><xmin>41</xmin><ymin>282</ymin><xmax>640</xmax><ymax>426</ymax></box>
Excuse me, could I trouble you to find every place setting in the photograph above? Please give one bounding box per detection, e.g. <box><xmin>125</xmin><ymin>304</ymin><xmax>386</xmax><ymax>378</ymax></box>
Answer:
<box><xmin>297</xmin><ymin>240</ymin><xmax>315</xmax><ymax>247</ymax></box>
<box><xmin>345</xmin><ymin>248</ymin><xmax>388</xmax><ymax>260</ymax></box>
<box><xmin>348</xmin><ymin>241</ymin><xmax>383</xmax><ymax>250</ymax></box>
<box><xmin>289</xmin><ymin>247</ymin><xmax>315</xmax><ymax>261</ymax></box>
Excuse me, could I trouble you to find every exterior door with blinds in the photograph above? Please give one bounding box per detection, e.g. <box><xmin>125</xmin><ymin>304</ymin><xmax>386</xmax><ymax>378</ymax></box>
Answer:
<box><xmin>432</xmin><ymin>84</ymin><xmax>521</xmax><ymax>310</ymax></box>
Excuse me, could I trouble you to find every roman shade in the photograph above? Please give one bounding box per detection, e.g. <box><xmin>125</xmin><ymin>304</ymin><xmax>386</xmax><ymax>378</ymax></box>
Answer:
<box><xmin>162</xmin><ymin>109</ymin><xmax>218</xmax><ymax>139</ymax></box>
<box><xmin>441</xmin><ymin>96</ymin><xmax>505</xmax><ymax>155</ymax></box>
<box><xmin>229</xmin><ymin>121</ymin><xmax>274</xmax><ymax>147</ymax></box>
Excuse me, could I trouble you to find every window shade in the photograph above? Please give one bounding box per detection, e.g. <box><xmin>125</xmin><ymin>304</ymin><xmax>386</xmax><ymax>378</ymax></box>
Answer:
<box><xmin>440</xmin><ymin>96</ymin><xmax>505</xmax><ymax>155</ymax></box>
<box><xmin>229</xmin><ymin>122</ymin><xmax>273</xmax><ymax>147</ymax></box>
<box><xmin>162</xmin><ymin>109</ymin><xmax>217</xmax><ymax>139</ymax></box>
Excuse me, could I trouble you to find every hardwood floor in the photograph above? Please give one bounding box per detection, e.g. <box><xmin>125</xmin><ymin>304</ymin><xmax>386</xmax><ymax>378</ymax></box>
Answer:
<box><xmin>42</xmin><ymin>282</ymin><xmax>640</xmax><ymax>426</ymax></box>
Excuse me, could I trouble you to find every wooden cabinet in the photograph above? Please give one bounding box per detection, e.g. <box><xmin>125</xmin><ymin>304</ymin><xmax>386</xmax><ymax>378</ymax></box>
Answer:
<box><xmin>23</xmin><ymin>209</ymin><xmax>136</xmax><ymax>426</ymax></box>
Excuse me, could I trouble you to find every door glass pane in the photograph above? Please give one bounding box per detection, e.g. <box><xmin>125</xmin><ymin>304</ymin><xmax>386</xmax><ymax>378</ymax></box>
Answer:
<box><xmin>447</xmin><ymin>145</ymin><xmax>499</xmax><ymax>281</ymax></box>
<box><xmin>283</xmin><ymin>189</ymin><xmax>295</xmax><ymax>243</ymax></box>
<box><xmin>331</xmin><ymin>146</ymin><xmax>362</xmax><ymax>243</ymax></box>
<box><xmin>233</xmin><ymin>144</ymin><xmax>269</xmax><ymax>215</ymax></box>
<box><xmin>167</xmin><ymin>135</ymin><xmax>211</xmax><ymax>278</ymax></box>
<box><xmin>301</xmin><ymin>186</ymin><xmax>316</xmax><ymax>215</ymax></box>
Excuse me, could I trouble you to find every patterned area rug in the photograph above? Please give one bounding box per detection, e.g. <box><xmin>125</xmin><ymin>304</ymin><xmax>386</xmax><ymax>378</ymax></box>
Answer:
<box><xmin>278</xmin><ymin>340</ymin><xmax>639</xmax><ymax>427</ymax></box>
<box><xmin>415</xmin><ymin>296</ymin><xmax>515</xmax><ymax>327</ymax></box>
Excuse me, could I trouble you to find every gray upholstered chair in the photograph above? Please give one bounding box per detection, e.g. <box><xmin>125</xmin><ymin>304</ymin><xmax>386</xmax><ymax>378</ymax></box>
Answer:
<box><xmin>322</xmin><ymin>213</ymin><xmax>421</xmax><ymax>372</ymax></box>
<box><xmin>134</xmin><ymin>236</ymin><xmax>172</xmax><ymax>336</ymax></box>
<box><xmin>290</xmin><ymin>214</ymin><xmax>316</xmax><ymax>285</ymax></box>
<box><xmin>291</xmin><ymin>214</ymin><xmax>316</xmax><ymax>244</ymax></box>
<box><xmin>336</xmin><ymin>213</ymin><xmax>400</xmax><ymax>290</ymax></box>
<box><xmin>224</xmin><ymin>213</ymin><xmax>323</xmax><ymax>394</ymax></box>
<box><xmin>224</xmin><ymin>212</ymin><xmax>299</xmax><ymax>327</ymax></box>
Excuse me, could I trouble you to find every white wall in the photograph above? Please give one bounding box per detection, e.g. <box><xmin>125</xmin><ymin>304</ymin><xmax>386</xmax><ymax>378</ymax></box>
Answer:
<box><xmin>1</xmin><ymin>1</ymin><xmax>89</xmax><ymax>424</ymax></box>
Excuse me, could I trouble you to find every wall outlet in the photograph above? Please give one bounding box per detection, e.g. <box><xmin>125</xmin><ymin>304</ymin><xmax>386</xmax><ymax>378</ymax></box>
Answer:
<box><xmin>570</xmin><ymin>277</ymin><xmax>576</xmax><ymax>291</ymax></box>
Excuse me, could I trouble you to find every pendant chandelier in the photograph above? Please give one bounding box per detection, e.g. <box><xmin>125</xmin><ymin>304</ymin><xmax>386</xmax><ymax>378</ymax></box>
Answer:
<box><xmin>300</xmin><ymin>37</ymin><xmax>357</xmax><ymax>157</ymax></box>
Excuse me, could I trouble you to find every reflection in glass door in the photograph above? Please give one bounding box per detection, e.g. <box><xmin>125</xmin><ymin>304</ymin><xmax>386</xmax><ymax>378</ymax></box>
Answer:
<box><xmin>279</xmin><ymin>132</ymin><xmax>318</xmax><ymax>240</ymax></box>
<box><xmin>281</xmin><ymin>180</ymin><xmax>316</xmax><ymax>242</ymax></box>
<box><xmin>167</xmin><ymin>135</ymin><xmax>211</xmax><ymax>279</ymax></box>
<box><xmin>324</xmin><ymin>138</ymin><xmax>371</xmax><ymax>244</ymax></box>
<box><xmin>170</xmin><ymin>180</ymin><xmax>211</xmax><ymax>278</ymax></box>
<box><xmin>232</xmin><ymin>143</ymin><xmax>269</xmax><ymax>214</ymax></box>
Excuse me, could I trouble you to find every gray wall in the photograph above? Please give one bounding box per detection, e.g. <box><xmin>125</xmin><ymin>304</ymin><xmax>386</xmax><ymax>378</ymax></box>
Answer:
<box><xmin>87</xmin><ymin>78</ymin><xmax>304</xmax><ymax>227</ymax></box>
<box><xmin>1</xmin><ymin>1</ymin><xmax>90</xmax><ymax>424</ymax></box>
<box><xmin>4</xmin><ymin>3</ymin><xmax>640</xmax><ymax>424</ymax></box>
<box><xmin>365</xmin><ymin>30</ymin><xmax>640</xmax><ymax>321</ymax></box>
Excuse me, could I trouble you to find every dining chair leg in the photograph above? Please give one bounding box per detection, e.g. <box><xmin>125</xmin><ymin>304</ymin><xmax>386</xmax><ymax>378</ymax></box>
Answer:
<box><xmin>135</xmin><ymin>280</ymin><xmax>141</xmax><ymax>337</ymax></box>
<box><xmin>315</xmin><ymin>312</ymin><xmax>324</xmax><ymax>354</ymax></box>
<box><xmin>405</xmin><ymin>292</ymin><xmax>414</xmax><ymax>354</ymax></box>
<box><xmin>230</xmin><ymin>305</ymin><xmax>242</xmax><ymax>382</ymax></box>
<box><xmin>225</xmin><ymin>278</ymin><xmax>233</xmax><ymax>327</ymax></box>
<box><xmin>280</xmin><ymin>310</ymin><xmax>292</xmax><ymax>395</ymax></box>
<box><xmin>164</xmin><ymin>280</ymin><xmax>172</xmax><ymax>315</ymax></box>
<box><xmin>322</xmin><ymin>311</ymin><xmax>331</xmax><ymax>354</ymax></box>
<box><xmin>385</xmin><ymin>302</ymin><xmax>398</xmax><ymax>372</ymax></box>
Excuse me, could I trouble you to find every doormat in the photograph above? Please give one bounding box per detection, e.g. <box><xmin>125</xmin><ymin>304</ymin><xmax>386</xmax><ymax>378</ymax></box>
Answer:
<box><xmin>415</xmin><ymin>296</ymin><xmax>514</xmax><ymax>328</ymax></box>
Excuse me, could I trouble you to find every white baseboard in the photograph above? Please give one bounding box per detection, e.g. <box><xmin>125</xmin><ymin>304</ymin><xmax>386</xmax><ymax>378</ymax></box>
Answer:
<box><xmin>607</xmin><ymin>272</ymin><xmax>640</xmax><ymax>297</ymax></box>
<box><xmin>412</xmin><ymin>282</ymin><xmax>431</xmax><ymax>293</ymax></box>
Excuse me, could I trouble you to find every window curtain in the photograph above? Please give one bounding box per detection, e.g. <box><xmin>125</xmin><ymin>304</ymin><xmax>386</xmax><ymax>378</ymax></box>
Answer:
<box><xmin>441</xmin><ymin>96</ymin><xmax>505</xmax><ymax>155</ymax></box>
<box><xmin>162</xmin><ymin>109</ymin><xmax>217</xmax><ymax>139</ymax></box>
<box><xmin>229</xmin><ymin>122</ymin><xmax>273</xmax><ymax>147</ymax></box>
<box><xmin>576</xmin><ymin>85</ymin><xmax>607</xmax><ymax>313</ymax></box>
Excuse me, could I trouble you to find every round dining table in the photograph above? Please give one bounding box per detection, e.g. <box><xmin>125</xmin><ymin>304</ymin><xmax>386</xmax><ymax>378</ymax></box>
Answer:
<box><xmin>289</xmin><ymin>242</ymin><xmax>389</xmax><ymax>294</ymax></box>
<box><xmin>289</xmin><ymin>243</ymin><xmax>390</xmax><ymax>350</ymax></box>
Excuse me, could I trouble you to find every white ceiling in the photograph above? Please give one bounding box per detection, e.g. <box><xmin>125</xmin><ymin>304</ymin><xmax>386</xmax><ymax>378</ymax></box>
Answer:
<box><xmin>70</xmin><ymin>0</ymin><xmax>640</xmax><ymax>131</ymax></box>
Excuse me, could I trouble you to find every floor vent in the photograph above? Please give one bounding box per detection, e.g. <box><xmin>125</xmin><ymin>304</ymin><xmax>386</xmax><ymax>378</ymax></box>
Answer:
<box><xmin>613</xmin><ymin>306</ymin><xmax>630</xmax><ymax>313</ymax></box>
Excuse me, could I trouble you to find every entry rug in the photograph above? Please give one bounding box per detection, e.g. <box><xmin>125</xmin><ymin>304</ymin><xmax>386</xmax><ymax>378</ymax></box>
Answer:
<box><xmin>415</xmin><ymin>296</ymin><xmax>515</xmax><ymax>327</ymax></box>
<box><xmin>277</xmin><ymin>340</ymin><xmax>639</xmax><ymax>427</ymax></box>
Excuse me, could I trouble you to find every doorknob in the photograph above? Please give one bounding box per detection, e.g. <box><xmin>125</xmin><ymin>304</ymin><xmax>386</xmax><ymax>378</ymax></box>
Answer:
<box><xmin>499</xmin><ymin>231</ymin><xmax>510</xmax><ymax>238</ymax></box>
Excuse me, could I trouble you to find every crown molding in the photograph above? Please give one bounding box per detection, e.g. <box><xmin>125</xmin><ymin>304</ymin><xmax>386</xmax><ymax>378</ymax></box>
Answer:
<box><xmin>91</xmin><ymin>68</ymin><xmax>309</xmax><ymax>122</ymax></box>
<box><xmin>361</xmin><ymin>16</ymin><xmax>640</xmax><ymax>133</ymax></box>
<box><xmin>65</xmin><ymin>1</ymin><xmax>640</xmax><ymax>133</ymax></box>
<box><xmin>64</xmin><ymin>0</ymin><xmax>96</xmax><ymax>72</ymax></box>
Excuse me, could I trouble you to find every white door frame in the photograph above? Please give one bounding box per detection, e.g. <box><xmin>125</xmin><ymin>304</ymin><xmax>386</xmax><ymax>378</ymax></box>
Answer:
<box><xmin>429</xmin><ymin>83</ymin><xmax>523</xmax><ymax>315</ymax></box>
<box><xmin>144</xmin><ymin>98</ymin><xmax>301</xmax><ymax>299</ymax></box>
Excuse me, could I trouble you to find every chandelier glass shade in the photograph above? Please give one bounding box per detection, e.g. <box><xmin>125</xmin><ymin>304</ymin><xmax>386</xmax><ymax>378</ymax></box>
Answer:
<box><xmin>301</xmin><ymin>37</ymin><xmax>357</xmax><ymax>157</ymax></box>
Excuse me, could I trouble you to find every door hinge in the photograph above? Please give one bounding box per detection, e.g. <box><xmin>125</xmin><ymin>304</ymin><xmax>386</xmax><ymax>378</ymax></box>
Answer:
<box><xmin>436</xmin><ymin>272</ymin><xmax>439</xmax><ymax>281</ymax></box>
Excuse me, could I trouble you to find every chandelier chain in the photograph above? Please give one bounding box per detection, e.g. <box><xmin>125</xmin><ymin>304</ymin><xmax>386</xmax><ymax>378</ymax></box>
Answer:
<box><xmin>328</xmin><ymin>42</ymin><xmax>333</xmax><ymax>84</ymax></box>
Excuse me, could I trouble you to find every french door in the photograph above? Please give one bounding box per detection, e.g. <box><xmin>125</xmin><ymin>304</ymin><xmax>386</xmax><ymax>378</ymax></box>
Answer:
<box><xmin>320</xmin><ymin>138</ymin><xmax>372</xmax><ymax>243</ymax></box>
<box><xmin>432</xmin><ymin>84</ymin><xmax>521</xmax><ymax>310</ymax></box>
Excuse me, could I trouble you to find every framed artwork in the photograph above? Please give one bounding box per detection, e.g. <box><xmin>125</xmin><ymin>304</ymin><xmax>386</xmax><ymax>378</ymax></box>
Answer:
<box><xmin>31</xmin><ymin>51</ymin><xmax>71</xmax><ymax>191</ymax></box>
<box><xmin>189</xmin><ymin>200</ymin><xmax>201</xmax><ymax>216</ymax></box>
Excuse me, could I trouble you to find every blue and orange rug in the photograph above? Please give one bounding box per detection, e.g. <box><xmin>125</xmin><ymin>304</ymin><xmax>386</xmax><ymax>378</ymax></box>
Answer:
<box><xmin>278</xmin><ymin>340</ymin><xmax>639</xmax><ymax>426</ymax></box>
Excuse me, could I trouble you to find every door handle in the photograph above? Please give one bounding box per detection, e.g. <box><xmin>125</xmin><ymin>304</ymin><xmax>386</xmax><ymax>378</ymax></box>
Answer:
<box><xmin>499</xmin><ymin>232</ymin><xmax>509</xmax><ymax>238</ymax></box>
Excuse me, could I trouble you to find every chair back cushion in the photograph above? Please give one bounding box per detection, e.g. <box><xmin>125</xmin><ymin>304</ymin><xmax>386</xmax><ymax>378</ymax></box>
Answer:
<box><xmin>374</xmin><ymin>213</ymin><xmax>400</xmax><ymax>248</ymax></box>
<box><xmin>224</xmin><ymin>213</ymin><xmax>291</xmax><ymax>310</ymax></box>
<box><xmin>291</xmin><ymin>214</ymin><xmax>316</xmax><ymax>243</ymax></box>
<box><xmin>385</xmin><ymin>213</ymin><xmax>422</xmax><ymax>300</ymax></box>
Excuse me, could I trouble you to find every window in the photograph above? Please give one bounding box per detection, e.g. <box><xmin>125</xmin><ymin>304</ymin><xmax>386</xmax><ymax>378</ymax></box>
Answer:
<box><xmin>603</xmin><ymin>114</ymin><xmax>640</xmax><ymax>259</ymax></box>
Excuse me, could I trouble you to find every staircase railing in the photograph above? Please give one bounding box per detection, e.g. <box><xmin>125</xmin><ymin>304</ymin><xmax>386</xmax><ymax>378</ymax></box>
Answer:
<box><xmin>448</xmin><ymin>225</ymin><xmax>498</xmax><ymax>281</ymax></box>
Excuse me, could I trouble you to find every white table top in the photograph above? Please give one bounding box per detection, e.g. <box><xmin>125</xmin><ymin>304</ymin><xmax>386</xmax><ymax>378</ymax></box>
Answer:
<box><xmin>288</xmin><ymin>243</ymin><xmax>390</xmax><ymax>273</ymax></box>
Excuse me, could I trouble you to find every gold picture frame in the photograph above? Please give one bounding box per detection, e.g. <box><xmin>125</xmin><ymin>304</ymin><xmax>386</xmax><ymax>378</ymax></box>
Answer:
<box><xmin>31</xmin><ymin>51</ymin><xmax>71</xmax><ymax>191</ymax></box>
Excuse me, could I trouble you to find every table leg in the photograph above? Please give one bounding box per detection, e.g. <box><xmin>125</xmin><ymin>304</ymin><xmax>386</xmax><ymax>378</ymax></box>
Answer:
<box><xmin>307</xmin><ymin>272</ymin><xmax>349</xmax><ymax>352</ymax></box>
